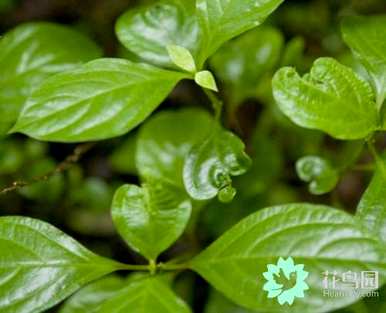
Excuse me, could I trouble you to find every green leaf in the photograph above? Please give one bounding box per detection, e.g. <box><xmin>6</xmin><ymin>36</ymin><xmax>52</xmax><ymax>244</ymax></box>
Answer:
<box><xmin>111</xmin><ymin>181</ymin><xmax>191</xmax><ymax>261</ymax></box>
<box><xmin>167</xmin><ymin>45</ymin><xmax>197</xmax><ymax>73</ymax></box>
<box><xmin>342</xmin><ymin>15</ymin><xmax>386</xmax><ymax>107</ymax></box>
<box><xmin>116</xmin><ymin>0</ymin><xmax>200</xmax><ymax>69</ymax></box>
<box><xmin>0</xmin><ymin>140</ymin><xmax>24</xmax><ymax>174</ymax></box>
<box><xmin>0</xmin><ymin>216</ymin><xmax>121</xmax><ymax>313</ymax></box>
<box><xmin>191</xmin><ymin>204</ymin><xmax>386</xmax><ymax>313</ymax></box>
<box><xmin>281</xmin><ymin>36</ymin><xmax>305</xmax><ymax>67</ymax></box>
<box><xmin>210</xmin><ymin>26</ymin><xmax>283</xmax><ymax>104</ymax></box>
<box><xmin>97</xmin><ymin>275</ymin><xmax>192</xmax><ymax>313</ymax></box>
<box><xmin>11</xmin><ymin>58</ymin><xmax>186</xmax><ymax>142</ymax></box>
<box><xmin>183</xmin><ymin>126</ymin><xmax>251</xmax><ymax>202</ymax></box>
<box><xmin>205</xmin><ymin>290</ymin><xmax>255</xmax><ymax>313</ymax></box>
<box><xmin>273</xmin><ymin>57</ymin><xmax>379</xmax><ymax>140</ymax></box>
<box><xmin>0</xmin><ymin>22</ymin><xmax>101</xmax><ymax>136</ymax></box>
<box><xmin>356</xmin><ymin>157</ymin><xmax>386</xmax><ymax>246</ymax></box>
<box><xmin>296</xmin><ymin>155</ymin><xmax>339</xmax><ymax>195</ymax></box>
<box><xmin>60</xmin><ymin>276</ymin><xmax>125</xmax><ymax>313</ymax></box>
<box><xmin>196</xmin><ymin>0</ymin><xmax>284</xmax><ymax>64</ymax></box>
<box><xmin>195</xmin><ymin>70</ymin><xmax>218</xmax><ymax>91</ymax></box>
<box><xmin>136</xmin><ymin>108</ymin><xmax>213</xmax><ymax>189</ymax></box>
<box><xmin>109</xmin><ymin>135</ymin><xmax>138</xmax><ymax>175</ymax></box>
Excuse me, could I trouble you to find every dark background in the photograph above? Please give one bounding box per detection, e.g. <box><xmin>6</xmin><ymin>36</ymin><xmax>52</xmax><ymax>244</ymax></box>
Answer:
<box><xmin>1</xmin><ymin>0</ymin><xmax>386</xmax><ymax>312</ymax></box>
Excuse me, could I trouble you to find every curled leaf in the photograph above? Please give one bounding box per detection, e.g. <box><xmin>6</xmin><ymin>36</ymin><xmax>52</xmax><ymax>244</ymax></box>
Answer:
<box><xmin>273</xmin><ymin>57</ymin><xmax>379</xmax><ymax>140</ymax></box>
<box><xmin>183</xmin><ymin>126</ymin><xmax>251</xmax><ymax>202</ymax></box>
<box><xmin>136</xmin><ymin>108</ymin><xmax>213</xmax><ymax>189</ymax></box>
<box><xmin>296</xmin><ymin>156</ymin><xmax>339</xmax><ymax>195</ymax></box>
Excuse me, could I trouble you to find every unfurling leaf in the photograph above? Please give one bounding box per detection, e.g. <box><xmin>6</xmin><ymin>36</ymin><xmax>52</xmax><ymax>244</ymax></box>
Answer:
<box><xmin>273</xmin><ymin>57</ymin><xmax>379</xmax><ymax>139</ymax></box>
<box><xmin>136</xmin><ymin>108</ymin><xmax>213</xmax><ymax>189</ymax></box>
<box><xmin>296</xmin><ymin>155</ymin><xmax>339</xmax><ymax>195</ymax></box>
<box><xmin>195</xmin><ymin>70</ymin><xmax>218</xmax><ymax>91</ymax></box>
<box><xmin>111</xmin><ymin>181</ymin><xmax>191</xmax><ymax>261</ymax></box>
<box><xmin>167</xmin><ymin>45</ymin><xmax>197</xmax><ymax>73</ymax></box>
<box><xmin>196</xmin><ymin>0</ymin><xmax>284</xmax><ymax>64</ymax></box>
<box><xmin>116</xmin><ymin>0</ymin><xmax>200</xmax><ymax>69</ymax></box>
<box><xmin>342</xmin><ymin>15</ymin><xmax>386</xmax><ymax>108</ymax></box>
<box><xmin>97</xmin><ymin>275</ymin><xmax>192</xmax><ymax>313</ymax></box>
<box><xmin>11</xmin><ymin>59</ymin><xmax>186</xmax><ymax>142</ymax></box>
<box><xmin>183</xmin><ymin>127</ymin><xmax>251</xmax><ymax>202</ymax></box>
<box><xmin>191</xmin><ymin>204</ymin><xmax>386</xmax><ymax>313</ymax></box>
<box><xmin>0</xmin><ymin>22</ymin><xmax>101</xmax><ymax>136</ymax></box>
<box><xmin>0</xmin><ymin>217</ymin><xmax>121</xmax><ymax>313</ymax></box>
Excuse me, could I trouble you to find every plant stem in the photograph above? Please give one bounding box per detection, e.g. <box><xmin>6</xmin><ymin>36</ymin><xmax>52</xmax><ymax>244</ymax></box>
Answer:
<box><xmin>117</xmin><ymin>261</ymin><xmax>190</xmax><ymax>273</ymax></box>
<box><xmin>158</xmin><ymin>262</ymin><xmax>190</xmax><ymax>271</ymax></box>
<box><xmin>149</xmin><ymin>259</ymin><xmax>157</xmax><ymax>275</ymax></box>
<box><xmin>118</xmin><ymin>264</ymin><xmax>151</xmax><ymax>271</ymax></box>
<box><xmin>203</xmin><ymin>88</ymin><xmax>223</xmax><ymax>120</ymax></box>
<box><xmin>352</xmin><ymin>163</ymin><xmax>375</xmax><ymax>172</ymax></box>
<box><xmin>366</xmin><ymin>139</ymin><xmax>386</xmax><ymax>175</ymax></box>
<box><xmin>367</xmin><ymin>140</ymin><xmax>381</xmax><ymax>164</ymax></box>
<box><xmin>0</xmin><ymin>142</ymin><xmax>95</xmax><ymax>195</ymax></box>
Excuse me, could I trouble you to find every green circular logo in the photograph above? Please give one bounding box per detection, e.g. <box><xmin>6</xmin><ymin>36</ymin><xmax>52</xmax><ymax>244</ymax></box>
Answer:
<box><xmin>263</xmin><ymin>257</ymin><xmax>309</xmax><ymax>305</ymax></box>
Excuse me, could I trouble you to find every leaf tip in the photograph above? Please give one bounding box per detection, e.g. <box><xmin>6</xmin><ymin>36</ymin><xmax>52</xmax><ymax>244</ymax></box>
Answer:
<box><xmin>195</xmin><ymin>70</ymin><xmax>218</xmax><ymax>92</ymax></box>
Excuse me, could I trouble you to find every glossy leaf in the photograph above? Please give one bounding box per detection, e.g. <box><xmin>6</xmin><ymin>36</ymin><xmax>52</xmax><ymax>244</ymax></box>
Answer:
<box><xmin>0</xmin><ymin>217</ymin><xmax>121</xmax><ymax>313</ymax></box>
<box><xmin>196</xmin><ymin>0</ymin><xmax>284</xmax><ymax>64</ymax></box>
<box><xmin>0</xmin><ymin>22</ymin><xmax>101</xmax><ymax>136</ymax></box>
<box><xmin>167</xmin><ymin>45</ymin><xmax>196</xmax><ymax>73</ymax></box>
<box><xmin>356</xmin><ymin>157</ymin><xmax>386</xmax><ymax>246</ymax></box>
<box><xmin>183</xmin><ymin>126</ymin><xmax>251</xmax><ymax>202</ymax></box>
<box><xmin>296</xmin><ymin>155</ymin><xmax>339</xmax><ymax>195</ymax></box>
<box><xmin>210</xmin><ymin>26</ymin><xmax>283</xmax><ymax>103</ymax></box>
<box><xmin>97</xmin><ymin>275</ymin><xmax>192</xmax><ymax>313</ymax></box>
<box><xmin>205</xmin><ymin>290</ymin><xmax>255</xmax><ymax>313</ymax></box>
<box><xmin>111</xmin><ymin>181</ymin><xmax>191</xmax><ymax>261</ymax></box>
<box><xmin>116</xmin><ymin>0</ymin><xmax>200</xmax><ymax>69</ymax></box>
<box><xmin>11</xmin><ymin>58</ymin><xmax>186</xmax><ymax>142</ymax></box>
<box><xmin>273</xmin><ymin>57</ymin><xmax>379</xmax><ymax>139</ymax></box>
<box><xmin>342</xmin><ymin>15</ymin><xmax>386</xmax><ymax>107</ymax></box>
<box><xmin>191</xmin><ymin>204</ymin><xmax>386</xmax><ymax>313</ymax></box>
<box><xmin>195</xmin><ymin>70</ymin><xmax>218</xmax><ymax>91</ymax></box>
<box><xmin>60</xmin><ymin>276</ymin><xmax>125</xmax><ymax>313</ymax></box>
<box><xmin>136</xmin><ymin>108</ymin><xmax>213</xmax><ymax>188</ymax></box>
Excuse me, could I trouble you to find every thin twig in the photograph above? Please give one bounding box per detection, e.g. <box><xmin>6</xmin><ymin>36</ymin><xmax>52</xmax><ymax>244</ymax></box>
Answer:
<box><xmin>0</xmin><ymin>142</ymin><xmax>95</xmax><ymax>195</ymax></box>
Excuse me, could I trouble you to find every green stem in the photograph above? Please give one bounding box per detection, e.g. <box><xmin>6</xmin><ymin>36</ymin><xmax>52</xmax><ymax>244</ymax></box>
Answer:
<box><xmin>352</xmin><ymin>163</ymin><xmax>375</xmax><ymax>172</ymax></box>
<box><xmin>116</xmin><ymin>261</ymin><xmax>190</xmax><ymax>273</ymax></box>
<box><xmin>367</xmin><ymin>140</ymin><xmax>381</xmax><ymax>164</ymax></box>
<box><xmin>158</xmin><ymin>262</ymin><xmax>190</xmax><ymax>271</ymax></box>
<box><xmin>366</xmin><ymin>139</ymin><xmax>386</xmax><ymax>175</ymax></box>
<box><xmin>149</xmin><ymin>259</ymin><xmax>157</xmax><ymax>275</ymax></box>
<box><xmin>203</xmin><ymin>88</ymin><xmax>223</xmax><ymax>120</ymax></box>
<box><xmin>118</xmin><ymin>264</ymin><xmax>151</xmax><ymax>271</ymax></box>
<box><xmin>376</xmin><ymin>91</ymin><xmax>385</xmax><ymax>112</ymax></box>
